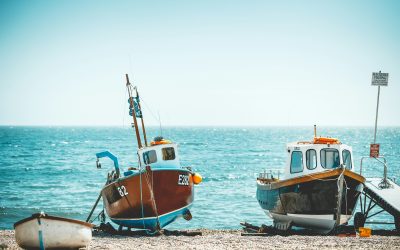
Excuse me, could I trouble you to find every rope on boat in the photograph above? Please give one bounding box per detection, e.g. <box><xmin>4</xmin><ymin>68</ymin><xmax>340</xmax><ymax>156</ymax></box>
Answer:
<box><xmin>86</xmin><ymin>179</ymin><xmax>109</xmax><ymax>223</ymax></box>
<box><xmin>143</xmin><ymin>166</ymin><xmax>161</xmax><ymax>232</ymax></box>
<box><xmin>300</xmin><ymin>167</ymin><xmax>349</xmax><ymax>226</ymax></box>
<box><xmin>137</xmin><ymin>155</ymin><xmax>161</xmax><ymax>235</ymax></box>
<box><xmin>139</xmin><ymin>96</ymin><xmax>161</xmax><ymax>126</ymax></box>
<box><xmin>343</xmin><ymin>176</ymin><xmax>349</xmax><ymax>222</ymax></box>
<box><xmin>139</xmin><ymin>159</ymin><xmax>146</xmax><ymax>230</ymax></box>
<box><xmin>86</xmin><ymin>193</ymin><xmax>102</xmax><ymax>223</ymax></box>
<box><xmin>89</xmin><ymin>209</ymin><xmax>105</xmax><ymax>224</ymax></box>
<box><xmin>335</xmin><ymin>168</ymin><xmax>345</xmax><ymax>226</ymax></box>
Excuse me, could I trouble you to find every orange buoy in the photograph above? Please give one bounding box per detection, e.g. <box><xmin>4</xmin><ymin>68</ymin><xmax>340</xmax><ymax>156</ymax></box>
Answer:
<box><xmin>313</xmin><ymin>137</ymin><xmax>340</xmax><ymax>144</ymax></box>
<box><xmin>192</xmin><ymin>173</ymin><xmax>202</xmax><ymax>185</ymax></box>
<box><xmin>150</xmin><ymin>139</ymin><xmax>172</xmax><ymax>146</ymax></box>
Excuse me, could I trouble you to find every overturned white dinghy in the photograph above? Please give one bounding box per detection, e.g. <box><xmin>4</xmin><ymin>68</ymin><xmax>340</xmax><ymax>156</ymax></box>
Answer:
<box><xmin>14</xmin><ymin>212</ymin><xmax>93</xmax><ymax>249</ymax></box>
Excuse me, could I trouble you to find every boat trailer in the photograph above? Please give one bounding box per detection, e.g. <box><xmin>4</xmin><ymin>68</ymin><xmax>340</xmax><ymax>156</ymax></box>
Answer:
<box><xmin>354</xmin><ymin>156</ymin><xmax>400</xmax><ymax>233</ymax></box>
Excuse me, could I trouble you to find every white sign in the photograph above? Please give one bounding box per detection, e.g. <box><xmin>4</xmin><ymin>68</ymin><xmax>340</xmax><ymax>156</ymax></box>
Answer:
<box><xmin>372</xmin><ymin>72</ymin><xmax>389</xmax><ymax>86</ymax></box>
<box><xmin>178</xmin><ymin>174</ymin><xmax>189</xmax><ymax>186</ymax></box>
<box><xmin>117</xmin><ymin>185</ymin><xmax>128</xmax><ymax>197</ymax></box>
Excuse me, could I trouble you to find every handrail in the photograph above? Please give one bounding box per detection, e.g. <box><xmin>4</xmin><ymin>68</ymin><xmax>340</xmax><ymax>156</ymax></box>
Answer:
<box><xmin>359</xmin><ymin>156</ymin><xmax>390</xmax><ymax>188</ymax></box>
<box><xmin>258</xmin><ymin>169</ymin><xmax>282</xmax><ymax>180</ymax></box>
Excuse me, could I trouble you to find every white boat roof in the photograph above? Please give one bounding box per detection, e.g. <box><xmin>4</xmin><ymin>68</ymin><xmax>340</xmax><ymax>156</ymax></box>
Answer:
<box><xmin>286</xmin><ymin>139</ymin><xmax>348</xmax><ymax>149</ymax></box>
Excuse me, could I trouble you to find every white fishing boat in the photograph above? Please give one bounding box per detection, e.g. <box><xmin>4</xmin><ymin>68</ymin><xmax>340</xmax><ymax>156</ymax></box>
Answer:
<box><xmin>256</xmin><ymin>126</ymin><xmax>365</xmax><ymax>233</ymax></box>
<box><xmin>14</xmin><ymin>212</ymin><xmax>93</xmax><ymax>249</ymax></box>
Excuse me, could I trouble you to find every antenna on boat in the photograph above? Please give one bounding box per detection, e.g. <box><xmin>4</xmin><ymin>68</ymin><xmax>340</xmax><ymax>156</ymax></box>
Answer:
<box><xmin>134</xmin><ymin>86</ymin><xmax>148</xmax><ymax>147</ymax></box>
<box><xmin>314</xmin><ymin>124</ymin><xmax>317</xmax><ymax>138</ymax></box>
<box><xmin>158</xmin><ymin>111</ymin><xmax>163</xmax><ymax>137</ymax></box>
<box><xmin>126</xmin><ymin>74</ymin><xmax>143</xmax><ymax>149</ymax></box>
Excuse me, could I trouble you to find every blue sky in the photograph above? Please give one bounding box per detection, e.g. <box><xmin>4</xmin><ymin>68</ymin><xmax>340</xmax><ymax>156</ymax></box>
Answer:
<box><xmin>0</xmin><ymin>0</ymin><xmax>399</xmax><ymax>126</ymax></box>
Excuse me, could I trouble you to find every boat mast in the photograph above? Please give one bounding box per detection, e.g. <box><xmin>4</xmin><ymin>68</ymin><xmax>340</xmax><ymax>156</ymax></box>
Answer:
<box><xmin>126</xmin><ymin>74</ymin><xmax>143</xmax><ymax>149</ymax></box>
<box><xmin>135</xmin><ymin>87</ymin><xmax>148</xmax><ymax>147</ymax></box>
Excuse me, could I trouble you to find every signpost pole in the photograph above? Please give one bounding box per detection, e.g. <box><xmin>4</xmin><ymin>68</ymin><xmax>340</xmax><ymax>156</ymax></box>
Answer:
<box><xmin>370</xmin><ymin>70</ymin><xmax>388</xmax><ymax>158</ymax></box>
<box><xmin>373</xmin><ymin>84</ymin><xmax>381</xmax><ymax>144</ymax></box>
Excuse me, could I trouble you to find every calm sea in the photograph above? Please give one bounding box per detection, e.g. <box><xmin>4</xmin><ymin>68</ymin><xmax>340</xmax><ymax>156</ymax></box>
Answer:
<box><xmin>1</xmin><ymin>126</ymin><xmax>399</xmax><ymax>230</ymax></box>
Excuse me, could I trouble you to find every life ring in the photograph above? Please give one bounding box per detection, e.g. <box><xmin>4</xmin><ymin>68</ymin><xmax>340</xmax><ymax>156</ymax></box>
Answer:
<box><xmin>150</xmin><ymin>139</ymin><xmax>172</xmax><ymax>146</ymax></box>
<box><xmin>313</xmin><ymin>137</ymin><xmax>340</xmax><ymax>144</ymax></box>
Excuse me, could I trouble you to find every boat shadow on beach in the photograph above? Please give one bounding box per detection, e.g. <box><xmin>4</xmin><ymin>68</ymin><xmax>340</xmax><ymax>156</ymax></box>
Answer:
<box><xmin>92</xmin><ymin>222</ymin><xmax>399</xmax><ymax>238</ymax></box>
<box><xmin>92</xmin><ymin>222</ymin><xmax>202</xmax><ymax>237</ymax></box>
<box><xmin>287</xmin><ymin>228</ymin><xmax>399</xmax><ymax>237</ymax></box>
<box><xmin>240</xmin><ymin>222</ymin><xmax>399</xmax><ymax>237</ymax></box>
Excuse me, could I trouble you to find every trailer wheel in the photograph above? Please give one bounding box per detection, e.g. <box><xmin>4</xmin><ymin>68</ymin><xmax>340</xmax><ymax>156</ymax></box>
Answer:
<box><xmin>354</xmin><ymin>212</ymin><xmax>365</xmax><ymax>230</ymax></box>
<box><xmin>395</xmin><ymin>216</ymin><xmax>400</xmax><ymax>233</ymax></box>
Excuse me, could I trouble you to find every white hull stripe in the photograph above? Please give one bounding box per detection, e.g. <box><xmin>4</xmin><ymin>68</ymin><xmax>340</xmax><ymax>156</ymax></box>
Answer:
<box><xmin>263</xmin><ymin>209</ymin><xmax>352</xmax><ymax>221</ymax></box>
<box><xmin>287</xmin><ymin>214</ymin><xmax>334</xmax><ymax>220</ymax></box>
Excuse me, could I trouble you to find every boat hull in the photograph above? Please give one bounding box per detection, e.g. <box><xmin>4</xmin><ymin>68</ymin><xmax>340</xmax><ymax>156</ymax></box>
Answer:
<box><xmin>101</xmin><ymin>167</ymin><xmax>194</xmax><ymax>231</ymax></box>
<box><xmin>14</xmin><ymin>213</ymin><xmax>93</xmax><ymax>249</ymax></box>
<box><xmin>257</xmin><ymin>169</ymin><xmax>365</xmax><ymax>233</ymax></box>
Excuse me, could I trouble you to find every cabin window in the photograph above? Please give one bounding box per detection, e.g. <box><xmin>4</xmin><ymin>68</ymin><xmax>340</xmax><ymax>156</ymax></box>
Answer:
<box><xmin>162</xmin><ymin>147</ymin><xmax>176</xmax><ymax>161</ymax></box>
<box><xmin>342</xmin><ymin>150</ymin><xmax>352</xmax><ymax>170</ymax></box>
<box><xmin>306</xmin><ymin>149</ymin><xmax>317</xmax><ymax>170</ymax></box>
<box><xmin>290</xmin><ymin>151</ymin><xmax>303</xmax><ymax>173</ymax></box>
<box><xmin>143</xmin><ymin>150</ymin><xmax>157</xmax><ymax>165</ymax></box>
<box><xmin>320</xmin><ymin>148</ymin><xmax>340</xmax><ymax>169</ymax></box>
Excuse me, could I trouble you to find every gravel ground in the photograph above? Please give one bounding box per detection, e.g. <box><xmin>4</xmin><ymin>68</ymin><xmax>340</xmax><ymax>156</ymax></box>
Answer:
<box><xmin>1</xmin><ymin>229</ymin><xmax>400</xmax><ymax>250</ymax></box>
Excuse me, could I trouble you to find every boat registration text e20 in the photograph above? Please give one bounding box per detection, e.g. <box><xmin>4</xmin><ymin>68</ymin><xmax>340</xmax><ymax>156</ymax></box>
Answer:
<box><xmin>178</xmin><ymin>174</ymin><xmax>189</xmax><ymax>186</ymax></box>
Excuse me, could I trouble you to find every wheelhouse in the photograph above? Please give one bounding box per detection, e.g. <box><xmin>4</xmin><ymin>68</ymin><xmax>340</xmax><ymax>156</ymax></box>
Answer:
<box><xmin>284</xmin><ymin>141</ymin><xmax>354</xmax><ymax>179</ymax></box>
<box><xmin>138</xmin><ymin>143</ymin><xmax>181</xmax><ymax>169</ymax></box>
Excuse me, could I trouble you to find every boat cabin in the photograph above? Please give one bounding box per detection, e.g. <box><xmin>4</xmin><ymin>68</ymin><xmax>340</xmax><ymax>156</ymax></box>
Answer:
<box><xmin>137</xmin><ymin>142</ymin><xmax>181</xmax><ymax>169</ymax></box>
<box><xmin>284</xmin><ymin>138</ymin><xmax>354</xmax><ymax>180</ymax></box>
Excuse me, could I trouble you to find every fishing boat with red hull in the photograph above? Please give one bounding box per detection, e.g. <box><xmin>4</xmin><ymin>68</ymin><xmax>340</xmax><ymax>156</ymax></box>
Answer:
<box><xmin>93</xmin><ymin>74</ymin><xmax>202</xmax><ymax>232</ymax></box>
<box><xmin>256</xmin><ymin>126</ymin><xmax>365</xmax><ymax>233</ymax></box>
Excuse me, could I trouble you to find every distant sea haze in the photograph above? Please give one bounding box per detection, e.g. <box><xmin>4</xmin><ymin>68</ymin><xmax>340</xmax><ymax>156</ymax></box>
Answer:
<box><xmin>0</xmin><ymin>126</ymin><xmax>399</xmax><ymax>230</ymax></box>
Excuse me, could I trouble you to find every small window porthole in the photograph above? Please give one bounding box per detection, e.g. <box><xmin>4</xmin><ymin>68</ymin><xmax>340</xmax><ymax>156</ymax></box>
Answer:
<box><xmin>290</xmin><ymin>151</ymin><xmax>303</xmax><ymax>173</ymax></box>
<box><xmin>342</xmin><ymin>149</ymin><xmax>352</xmax><ymax>170</ymax></box>
<box><xmin>306</xmin><ymin>149</ymin><xmax>317</xmax><ymax>170</ymax></box>
<box><xmin>320</xmin><ymin>148</ymin><xmax>340</xmax><ymax>169</ymax></box>
<box><xmin>162</xmin><ymin>147</ymin><xmax>175</xmax><ymax>161</ymax></box>
<box><xmin>143</xmin><ymin>150</ymin><xmax>157</xmax><ymax>165</ymax></box>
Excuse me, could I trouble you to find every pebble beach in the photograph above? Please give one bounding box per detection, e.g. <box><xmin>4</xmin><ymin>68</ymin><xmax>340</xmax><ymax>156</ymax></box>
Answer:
<box><xmin>1</xmin><ymin>229</ymin><xmax>400</xmax><ymax>250</ymax></box>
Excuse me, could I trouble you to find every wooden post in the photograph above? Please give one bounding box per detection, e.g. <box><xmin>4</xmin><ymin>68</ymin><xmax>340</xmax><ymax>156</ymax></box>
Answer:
<box><xmin>126</xmin><ymin>74</ymin><xmax>142</xmax><ymax>149</ymax></box>
<box><xmin>86</xmin><ymin>192</ymin><xmax>102</xmax><ymax>222</ymax></box>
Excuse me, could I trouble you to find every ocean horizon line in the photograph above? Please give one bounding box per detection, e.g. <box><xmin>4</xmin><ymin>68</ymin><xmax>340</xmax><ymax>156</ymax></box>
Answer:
<box><xmin>1</xmin><ymin>124</ymin><xmax>399</xmax><ymax>128</ymax></box>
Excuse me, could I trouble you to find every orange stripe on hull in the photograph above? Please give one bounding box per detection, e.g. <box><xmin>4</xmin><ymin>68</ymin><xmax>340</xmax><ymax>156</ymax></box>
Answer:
<box><xmin>258</xmin><ymin>168</ymin><xmax>365</xmax><ymax>190</ymax></box>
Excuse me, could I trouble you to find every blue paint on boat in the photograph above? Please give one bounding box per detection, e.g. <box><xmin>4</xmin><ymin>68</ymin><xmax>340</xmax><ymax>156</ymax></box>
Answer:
<box><xmin>111</xmin><ymin>204</ymin><xmax>192</xmax><ymax>231</ymax></box>
<box><xmin>38</xmin><ymin>230</ymin><xmax>44</xmax><ymax>250</ymax></box>
<box><xmin>95</xmin><ymin>151</ymin><xmax>120</xmax><ymax>175</ymax></box>
<box><xmin>37</xmin><ymin>218</ymin><xmax>44</xmax><ymax>250</ymax></box>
